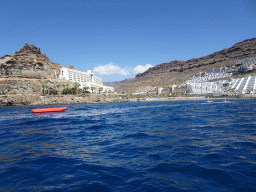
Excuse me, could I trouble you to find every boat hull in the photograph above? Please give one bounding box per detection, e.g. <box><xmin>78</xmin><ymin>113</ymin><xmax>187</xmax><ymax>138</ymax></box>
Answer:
<box><xmin>31</xmin><ymin>107</ymin><xmax>68</xmax><ymax>113</ymax></box>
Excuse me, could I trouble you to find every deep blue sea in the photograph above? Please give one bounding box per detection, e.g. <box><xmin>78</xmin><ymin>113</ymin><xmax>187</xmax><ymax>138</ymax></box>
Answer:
<box><xmin>0</xmin><ymin>99</ymin><xmax>256</xmax><ymax>192</ymax></box>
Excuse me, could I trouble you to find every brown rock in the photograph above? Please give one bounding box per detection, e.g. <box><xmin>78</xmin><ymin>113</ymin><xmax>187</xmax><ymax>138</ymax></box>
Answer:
<box><xmin>0</xmin><ymin>43</ymin><xmax>63</xmax><ymax>79</ymax></box>
<box><xmin>67</xmin><ymin>65</ymin><xmax>75</xmax><ymax>69</ymax></box>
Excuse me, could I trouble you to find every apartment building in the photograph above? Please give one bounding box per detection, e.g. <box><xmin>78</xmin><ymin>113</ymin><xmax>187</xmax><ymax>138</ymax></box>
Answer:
<box><xmin>59</xmin><ymin>67</ymin><xmax>114</xmax><ymax>93</ymax></box>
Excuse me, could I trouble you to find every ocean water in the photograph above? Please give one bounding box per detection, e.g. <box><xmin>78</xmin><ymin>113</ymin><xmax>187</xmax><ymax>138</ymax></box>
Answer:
<box><xmin>0</xmin><ymin>99</ymin><xmax>256</xmax><ymax>192</ymax></box>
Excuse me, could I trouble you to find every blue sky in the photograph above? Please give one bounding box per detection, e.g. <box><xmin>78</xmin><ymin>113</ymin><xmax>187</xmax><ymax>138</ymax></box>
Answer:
<box><xmin>0</xmin><ymin>0</ymin><xmax>255</xmax><ymax>82</ymax></box>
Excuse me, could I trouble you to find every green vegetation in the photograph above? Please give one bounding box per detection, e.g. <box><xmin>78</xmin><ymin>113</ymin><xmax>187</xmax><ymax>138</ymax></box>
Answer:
<box><xmin>98</xmin><ymin>87</ymin><xmax>103</xmax><ymax>94</ymax></box>
<box><xmin>83</xmin><ymin>87</ymin><xmax>89</xmax><ymax>93</ymax></box>
<box><xmin>70</xmin><ymin>87</ymin><xmax>77</xmax><ymax>94</ymax></box>
<box><xmin>42</xmin><ymin>84</ymin><xmax>49</xmax><ymax>95</ymax></box>
<box><xmin>62</xmin><ymin>88</ymin><xmax>71</xmax><ymax>95</ymax></box>
<box><xmin>49</xmin><ymin>89</ymin><xmax>58</xmax><ymax>95</ymax></box>
<box><xmin>170</xmin><ymin>92</ymin><xmax>180</xmax><ymax>97</ymax></box>
<box><xmin>41</xmin><ymin>83</ymin><xmax>106</xmax><ymax>96</ymax></box>
<box><xmin>62</xmin><ymin>84</ymin><xmax>80</xmax><ymax>95</ymax></box>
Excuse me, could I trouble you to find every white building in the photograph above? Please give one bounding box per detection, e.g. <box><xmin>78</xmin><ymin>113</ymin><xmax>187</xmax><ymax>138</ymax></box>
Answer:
<box><xmin>188</xmin><ymin>75</ymin><xmax>256</xmax><ymax>95</ymax></box>
<box><xmin>58</xmin><ymin>67</ymin><xmax>114</xmax><ymax>93</ymax></box>
<box><xmin>187</xmin><ymin>57</ymin><xmax>256</xmax><ymax>95</ymax></box>
<box><xmin>158</xmin><ymin>87</ymin><xmax>163</xmax><ymax>95</ymax></box>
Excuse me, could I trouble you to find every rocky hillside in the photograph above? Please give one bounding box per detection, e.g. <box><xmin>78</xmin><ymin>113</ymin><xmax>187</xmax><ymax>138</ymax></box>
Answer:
<box><xmin>105</xmin><ymin>38</ymin><xmax>256</xmax><ymax>93</ymax></box>
<box><xmin>0</xmin><ymin>43</ymin><xmax>63</xmax><ymax>79</ymax></box>
<box><xmin>0</xmin><ymin>78</ymin><xmax>78</xmax><ymax>96</ymax></box>
<box><xmin>0</xmin><ymin>43</ymin><xmax>129</xmax><ymax>106</ymax></box>
<box><xmin>0</xmin><ymin>43</ymin><xmax>74</xmax><ymax>101</ymax></box>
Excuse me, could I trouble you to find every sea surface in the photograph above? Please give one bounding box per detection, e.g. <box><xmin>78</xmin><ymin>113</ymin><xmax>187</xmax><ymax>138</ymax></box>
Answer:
<box><xmin>0</xmin><ymin>99</ymin><xmax>256</xmax><ymax>192</ymax></box>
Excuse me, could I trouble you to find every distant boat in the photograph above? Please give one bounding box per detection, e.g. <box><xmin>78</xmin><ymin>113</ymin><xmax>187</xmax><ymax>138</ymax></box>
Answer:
<box><xmin>207</xmin><ymin>100</ymin><xmax>213</xmax><ymax>103</ymax></box>
<box><xmin>31</xmin><ymin>107</ymin><xmax>68</xmax><ymax>113</ymax></box>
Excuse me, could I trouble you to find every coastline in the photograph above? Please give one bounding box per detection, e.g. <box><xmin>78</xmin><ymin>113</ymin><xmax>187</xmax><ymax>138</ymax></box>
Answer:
<box><xmin>0</xmin><ymin>94</ymin><xmax>136</xmax><ymax>107</ymax></box>
<box><xmin>0</xmin><ymin>94</ymin><xmax>254</xmax><ymax>107</ymax></box>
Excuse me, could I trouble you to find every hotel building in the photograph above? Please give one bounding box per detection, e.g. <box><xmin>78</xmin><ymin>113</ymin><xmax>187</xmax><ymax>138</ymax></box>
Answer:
<box><xmin>58</xmin><ymin>67</ymin><xmax>114</xmax><ymax>93</ymax></box>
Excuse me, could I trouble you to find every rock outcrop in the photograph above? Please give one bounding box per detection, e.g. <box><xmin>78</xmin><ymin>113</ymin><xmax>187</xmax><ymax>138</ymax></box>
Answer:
<box><xmin>0</xmin><ymin>43</ymin><xmax>128</xmax><ymax>106</ymax></box>
<box><xmin>67</xmin><ymin>65</ymin><xmax>75</xmax><ymax>69</ymax></box>
<box><xmin>0</xmin><ymin>93</ymin><xmax>127</xmax><ymax>106</ymax></box>
<box><xmin>0</xmin><ymin>42</ymin><xmax>63</xmax><ymax>79</ymax></box>
<box><xmin>0</xmin><ymin>78</ymin><xmax>78</xmax><ymax>95</ymax></box>
<box><xmin>105</xmin><ymin>38</ymin><xmax>256</xmax><ymax>93</ymax></box>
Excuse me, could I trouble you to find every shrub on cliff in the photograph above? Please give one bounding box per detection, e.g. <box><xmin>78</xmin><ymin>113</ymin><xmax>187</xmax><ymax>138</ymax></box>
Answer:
<box><xmin>62</xmin><ymin>88</ymin><xmax>71</xmax><ymax>95</ymax></box>
<box><xmin>42</xmin><ymin>84</ymin><xmax>49</xmax><ymax>95</ymax></box>
<box><xmin>70</xmin><ymin>87</ymin><xmax>77</xmax><ymax>94</ymax></box>
<box><xmin>49</xmin><ymin>89</ymin><xmax>58</xmax><ymax>95</ymax></box>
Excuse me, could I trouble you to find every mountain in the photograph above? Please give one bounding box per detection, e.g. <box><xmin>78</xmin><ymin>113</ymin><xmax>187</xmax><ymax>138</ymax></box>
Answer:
<box><xmin>0</xmin><ymin>42</ymin><xmax>63</xmax><ymax>79</ymax></box>
<box><xmin>0</xmin><ymin>43</ymin><xmax>122</xmax><ymax>106</ymax></box>
<box><xmin>104</xmin><ymin>38</ymin><xmax>256</xmax><ymax>93</ymax></box>
<box><xmin>0</xmin><ymin>43</ymin><xmax>77</xmax><ymax>98</ymax></box>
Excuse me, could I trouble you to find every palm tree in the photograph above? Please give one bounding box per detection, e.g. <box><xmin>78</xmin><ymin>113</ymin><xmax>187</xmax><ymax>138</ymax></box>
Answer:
<box><xmin>91</xmin><ymin>87</ymin><xmax>95</xmax><ymax>93</ymax></box>
<box><xmin>98</xmin><ymin>87</ymin><xmax>103</xmax><ymax>94</ymax></box>
<box><xmin>71</xmin><ymin>84</ymin><xmax>80</xmax><ymax>95</ymax></box>
<box><xmin>83</xmin><ymin>87</ymin><xmax>89</xmax><ymax>93</ymax></box>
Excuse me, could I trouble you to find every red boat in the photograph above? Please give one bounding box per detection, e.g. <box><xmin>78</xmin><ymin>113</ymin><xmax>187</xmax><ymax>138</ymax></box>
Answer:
<box><xmin>31</xmin><ymin>107</ymin><xmax>68</xmax><ymax>113</ymax></box>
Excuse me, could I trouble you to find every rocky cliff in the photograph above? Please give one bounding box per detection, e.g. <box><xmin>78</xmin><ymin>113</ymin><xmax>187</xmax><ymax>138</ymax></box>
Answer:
<box><xmin>0</xmin><ymin>43</ymin><xmax>62</xmax><ymax>79</ymax></box>
<box><xmin>0</xmin><ymin>43</ymin><xmax>74</xmax><ymax>105</ymax></box>
<box><xmin>0</xmin><ymin>78</ymin><xmax>78</xmax><ymax>96</ymax></box>
<box><xmin>105</xmin><ymin>38</ymin><xmax>256</xmax><ymax>93</ymax></box>
<box><xmin>0</xmin><ymin>43</ymin><xmax>126</xmax><ymax>106</ymax></box>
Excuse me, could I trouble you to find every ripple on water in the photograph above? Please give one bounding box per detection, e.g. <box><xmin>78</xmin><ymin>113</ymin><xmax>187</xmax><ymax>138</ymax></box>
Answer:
<box><xmin>0</xmin><ymin>100</ymin><xmax>256</xmax><ymax>191</ymax></box>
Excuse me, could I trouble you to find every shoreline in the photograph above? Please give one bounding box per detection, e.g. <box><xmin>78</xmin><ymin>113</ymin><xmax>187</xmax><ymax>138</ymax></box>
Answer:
<box><xmin>0</xmin><ymin>94</ymin><xmax>254</xmax><ymax>107</ymax></box>
<box><xmin>0</xmin><ymin>94</ymin><xmax>135</xmax><ymax>107</ymax></box>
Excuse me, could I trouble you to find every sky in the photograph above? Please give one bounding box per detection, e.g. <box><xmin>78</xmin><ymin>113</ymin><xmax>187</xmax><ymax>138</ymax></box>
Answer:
<box><xmin>0</xmin><ymin>0</ymin><xmax>255</xmax><ymax>82</ymax></box>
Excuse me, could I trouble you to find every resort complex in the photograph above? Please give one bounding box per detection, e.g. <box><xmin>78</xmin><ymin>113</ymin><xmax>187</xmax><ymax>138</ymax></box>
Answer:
<box><xmin>58</xmin><ymin>67</ymin><xmax>114</xmax><ymax>93</ymax></box>
<box><xmin>186</xmin><ymin>56</ymin><xmax>256</xmax><ymax>95</ymax></box>
<box><xmin>188</xmin><ymin>76</ymin><xmax>256</xmax><ymax>95</ymax></box>
<box><xmin>131</xmin><ymin>56</ymin><xmax>256</xmax><ymax>97</ymax></box>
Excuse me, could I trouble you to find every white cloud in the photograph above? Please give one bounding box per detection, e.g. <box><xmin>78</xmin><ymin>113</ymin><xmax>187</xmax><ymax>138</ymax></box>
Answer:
<box><xmin>93</xmin><ymin>63</ymin><xmax>153</xmax><ymax>77</ymax></box>
<box><xmin>132</xmin><ymin>64</ymin><xmax>153</xmax><ymax>75</ymax></box>
<box><xmin>93</xmin><ymin>63</ymin><xmax>131</xmax><ymax>76</ymax></box>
